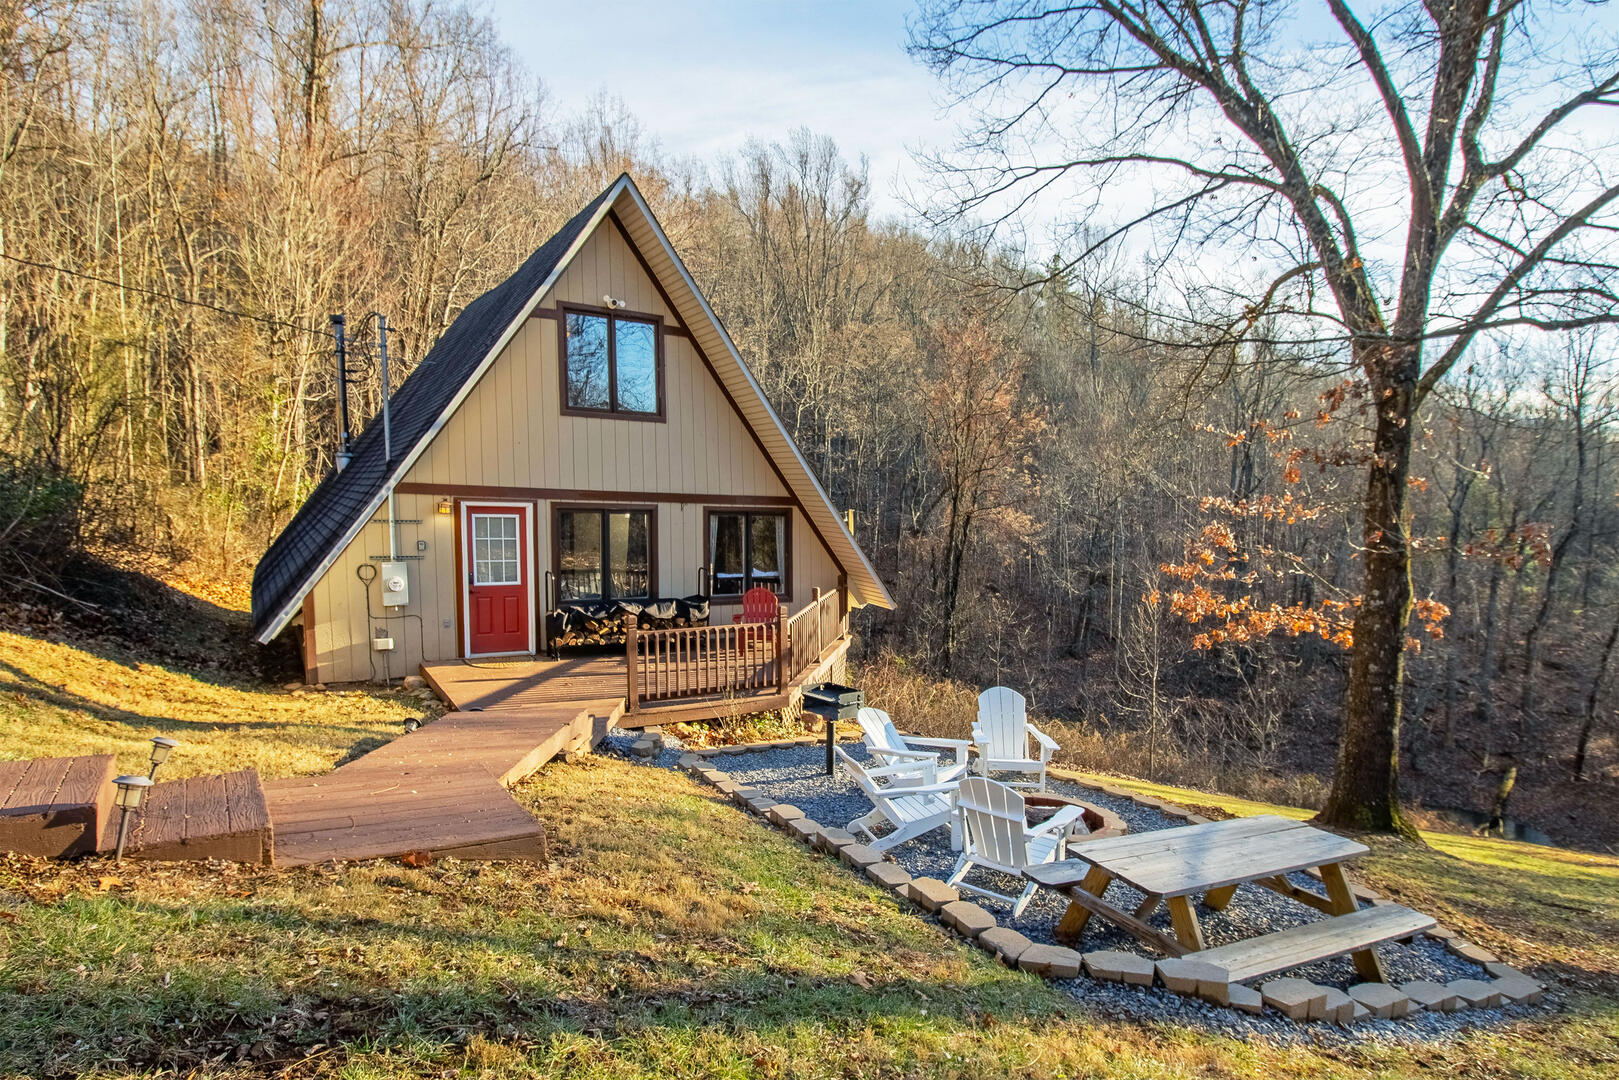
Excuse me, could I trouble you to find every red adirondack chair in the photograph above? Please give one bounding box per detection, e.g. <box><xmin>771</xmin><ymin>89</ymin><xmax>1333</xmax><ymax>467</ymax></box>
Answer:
<box><xmin>733</xmin><ymin>585</ymin><xmax>779</xmax><ymax>624</ymax></box>
<box><xmin>732</xmin><ymin>586</ymin><xmax>781</xmax><ymax>642</ymax></box>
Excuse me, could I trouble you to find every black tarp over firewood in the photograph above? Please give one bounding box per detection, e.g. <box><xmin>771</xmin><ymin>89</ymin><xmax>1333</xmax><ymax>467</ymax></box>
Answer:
<box><xmin>547</xmin><ymin>596</ymin><xmax>710</xmax><ymax>649</ymax></box>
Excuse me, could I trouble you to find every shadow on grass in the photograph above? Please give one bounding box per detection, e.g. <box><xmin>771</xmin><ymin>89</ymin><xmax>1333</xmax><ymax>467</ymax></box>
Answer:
<box><xmin>0</xmin><ymin>657</ymin><xmax>391</xmax><ymax>746</ymax></box>
<box><xmin>0</xmin><ymin>890</ymin><xmax>1053</xmax><ymax>1078</ymax></box>
<box><xmin>34</xmin><ymin>552</ymin><xmax>268</xmax><ymax>680</ymax></box>
<box><xmin>332</xmin><ymin>736</ymin><xmax>395</xmax><ymax>767</ymax></box>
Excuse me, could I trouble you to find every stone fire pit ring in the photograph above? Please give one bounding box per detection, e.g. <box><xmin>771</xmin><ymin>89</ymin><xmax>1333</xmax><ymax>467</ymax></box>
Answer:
<box><xmin>1023</xmin><ymin>792</ymin><xmax>1129</xmax><ymax>840</ymax></box>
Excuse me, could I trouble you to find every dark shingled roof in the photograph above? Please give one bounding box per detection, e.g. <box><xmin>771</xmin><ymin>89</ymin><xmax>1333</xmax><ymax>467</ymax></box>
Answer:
<box><xmin>251</xmin><ymin>179</ymin><xmax>620</xmax><ymax>640</ymax></box>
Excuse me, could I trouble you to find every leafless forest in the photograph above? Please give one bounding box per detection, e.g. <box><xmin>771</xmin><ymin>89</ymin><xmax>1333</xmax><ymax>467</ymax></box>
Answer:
<box><xmin>2</xmin><ymin>0</ymin><xmax>1615</xmax><ymax>845</ymax></box>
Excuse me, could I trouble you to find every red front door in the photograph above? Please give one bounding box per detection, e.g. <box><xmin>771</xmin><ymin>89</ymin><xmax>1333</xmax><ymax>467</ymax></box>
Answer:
<box><xmin>464</xmin><ymin>504</ymin><xmax>530</xmax><ymax>656</ymax></box>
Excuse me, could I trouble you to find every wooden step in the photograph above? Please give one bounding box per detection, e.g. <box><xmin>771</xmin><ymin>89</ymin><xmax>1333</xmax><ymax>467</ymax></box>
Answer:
<box><xmin>0</xmin><ymin>754</ymin><xmax>116</xmax><ymax>857</ymax></box>
<box><xmin>103</xmin><ymin>769</ymin><xmax>273</xmax><ymax>865</ymax></box>
<box><xmin>1188</xmin><ymin>904</ymin><xmax>1436</xmax><ymax>983</ymax></box>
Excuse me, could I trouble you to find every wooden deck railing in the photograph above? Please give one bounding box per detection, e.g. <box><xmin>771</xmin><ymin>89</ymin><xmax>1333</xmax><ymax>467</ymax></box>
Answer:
<box><xmin>625</xmin><ymin>588</ymin><xmax>847</xmax><ymax>713</ymax></box>
<box><xmin>626</xmin><ymin>615</ymin><xmax>784</xmax><ymax>710</ymax></box>
<box><xmin>783</xmin><ymin>587</ymin><xmax>846</xmax><ymax>681</ymax></box>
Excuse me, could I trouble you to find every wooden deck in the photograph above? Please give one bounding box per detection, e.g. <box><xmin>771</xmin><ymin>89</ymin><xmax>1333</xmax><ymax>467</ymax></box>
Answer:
<box><xmin>421</xmin><ymin>634</ymin><xmax>849</xmax><ymax>728</ymax></box>
<box><xmin>261</xmin><ymin>697</ymin><xmax>616</xmax><ymax>866</ymax></box>
<box><xmin>1</xmin><ymin>697</ymin><xmax>615</xmax><ymax>869</ymax></box>
<box><xmin>421</xmin><ymin>654</ymin><xmax>640</xmax><ymax>713</ymax></box>
<box><xmin>108</xmin><ymin>769</ymin><xmax>273</xmax><ymax>865</ymax></box>
<box><xmin>0</xmin><ymin>754</ymin><xmax>116</xmax><ymax>857</ymax></box>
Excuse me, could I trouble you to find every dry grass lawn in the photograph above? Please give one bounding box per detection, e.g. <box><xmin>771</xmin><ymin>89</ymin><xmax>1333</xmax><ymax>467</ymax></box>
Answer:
<box><xmin>2</xmin><ymin>752</ymin><xmax>1616</xmax><ymax>1079</ymax></box>
<box><xmin>0</xmin><ymin>629</ymin><xmax>420</xmax><ymax>780</ymax></box>
<box><xmin>0</xmin><ymin>629</ymin><xmax>1615</xmax><ymax>1078</ymax></box>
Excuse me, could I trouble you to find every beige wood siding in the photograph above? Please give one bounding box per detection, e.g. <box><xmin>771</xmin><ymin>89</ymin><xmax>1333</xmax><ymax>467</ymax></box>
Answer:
<box><xmin>409</xmin><ymin>223</ymin><xmax>787</xmax><ymax>497</ymax></box>
<box><xmin>301</xmin><ymin>222</ymin><xmax>846</xmax><ymax>683</ymax></box>
<box><xmin>307</xmin><ymin>491</ymin><xmax>462</xmax><ymax>685</ymax></box>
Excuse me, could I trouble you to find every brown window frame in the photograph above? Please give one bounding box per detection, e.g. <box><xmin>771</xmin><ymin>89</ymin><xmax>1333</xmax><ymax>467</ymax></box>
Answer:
<box><xmin>557</xmin><ymin>302</ymin><xmax>666</xmax><ymax>421</ymax></box>
<box><xmin>551</xmin><ymin>504</ymin><xmax>659</xmax><ymax>604</ymax></box>
<box><xmin>705</xmin><ymin>507</ymin><xmax>793</xmax><ymax>605</ymax></box>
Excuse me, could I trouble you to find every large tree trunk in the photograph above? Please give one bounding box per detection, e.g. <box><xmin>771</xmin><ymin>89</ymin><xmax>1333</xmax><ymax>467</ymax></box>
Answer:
<box><xmin>1319</xmin><ymin>360</ymin><xmax>1419</xmax><ymax>837</ymax></box>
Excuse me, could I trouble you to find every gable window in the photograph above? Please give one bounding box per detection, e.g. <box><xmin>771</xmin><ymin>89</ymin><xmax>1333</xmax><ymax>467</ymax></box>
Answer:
<box><xmin>707</xmin><ymin>509</ymin><xmax>790</xmax><ymax>599</ymax></box>
<box><xmin>555</xmin><ymin>508</ymin><xmax>654</xmax><ymax>602</ymax></box>
<box><xmin>561</xmin><ymin>305</ymin><xmax>661</xmax><ymax>417</ymax></box>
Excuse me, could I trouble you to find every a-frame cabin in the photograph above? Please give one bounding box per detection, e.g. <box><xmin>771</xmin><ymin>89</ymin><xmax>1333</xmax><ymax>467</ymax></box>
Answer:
<box><xmin>251</xmin><ymin>174</ymin><xmax>891</xmax><ymax>722</ymax></box>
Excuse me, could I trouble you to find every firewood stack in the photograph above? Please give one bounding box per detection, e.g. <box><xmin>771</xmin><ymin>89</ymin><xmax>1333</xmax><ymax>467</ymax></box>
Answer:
<box><xmin>547</xmin><ymin>597</ymin><xmax>711</xmax><ymax>649</ymax></box>
<box><xmin>548</xmin><ymin>610</ymin><xmax>698</xmax><ymax>647</ymax></box>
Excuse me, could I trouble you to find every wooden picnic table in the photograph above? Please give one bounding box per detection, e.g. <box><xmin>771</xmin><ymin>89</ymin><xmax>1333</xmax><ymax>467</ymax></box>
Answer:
<box><xmin>1025</xmin><ymin>814</ymin><xmax>1434</xmax><ymax>983</ymax></box>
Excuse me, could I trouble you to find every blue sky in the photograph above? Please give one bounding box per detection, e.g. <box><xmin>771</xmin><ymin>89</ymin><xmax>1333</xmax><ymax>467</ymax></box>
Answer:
<box><xmin>487</xmin><ymin>0</ymin><xmax>947</xmax><ymax>220</ymax></box>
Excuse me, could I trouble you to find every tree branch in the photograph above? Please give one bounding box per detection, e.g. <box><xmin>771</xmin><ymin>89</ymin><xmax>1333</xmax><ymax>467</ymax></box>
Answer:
<box><xmin>1418</xmin><ymin>180</ymin><xmax>1619</xmax><ymax>403</ymax></box>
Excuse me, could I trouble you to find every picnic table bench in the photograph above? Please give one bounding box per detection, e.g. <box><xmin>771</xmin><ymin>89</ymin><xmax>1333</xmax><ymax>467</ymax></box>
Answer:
<box><xmin>1024</xmin><ymin>814</ymin><xmax>1434</xmax><ymax>982</ymax></box>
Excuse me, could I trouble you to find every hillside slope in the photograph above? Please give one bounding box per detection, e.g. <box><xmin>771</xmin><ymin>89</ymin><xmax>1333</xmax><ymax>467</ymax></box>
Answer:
<box><xmin>0</xmin><ymin>628</ymin><xmax>423</xmax><ymax>780</ymax></box>
<box><xmin>0</xmin><ymin>628</ymin><xmax>1615</xmax><ymax>1077</ymax></box>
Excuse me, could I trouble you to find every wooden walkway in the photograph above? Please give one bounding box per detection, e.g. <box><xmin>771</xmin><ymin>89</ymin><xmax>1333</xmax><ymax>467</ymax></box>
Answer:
<box><xmin>0</xmin><ymin>754</ymin><xmax>115</xmax><ymax>858</ymax></box>
<box><xmin>1</xmin><ymin>699</ymin><xmax>617</xmax><ymax>869</ymax></box>
<box><xmin>8</xmin><ymin>632</ymin><xmax>840</xmax><ymax>869</ymax></box>
<box><xmin>110</xmin><ymin>769</ymin><xmax>272</xmax><ymax>865</ymax></box>
<box><xmin>263</xmin><ymin>698</ymin><xmax>619</xmax><ymax>866</ymax></box>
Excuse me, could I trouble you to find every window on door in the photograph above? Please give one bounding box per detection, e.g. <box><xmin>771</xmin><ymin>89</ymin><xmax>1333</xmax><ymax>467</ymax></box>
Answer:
<box><xmin>471</xmin><ymin>514</ymin><xmax>521</xmax><ymax>585</ymax></box>
<box><xmin>555</xmin><ymin>508</ymin><xmax>654</xmax><ymax>602</ymax></box>
<box><xmin>708</xmin><ymin>510</ymin><xmax>790</xmax><ymax>598</ymax></box>
<box><xmin>562</xmin><ymin>307</ymin><xmax>660</xmax><ymax>417</ymax></box>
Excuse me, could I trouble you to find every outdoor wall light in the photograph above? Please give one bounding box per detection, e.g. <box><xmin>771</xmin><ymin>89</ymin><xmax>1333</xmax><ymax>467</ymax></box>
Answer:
<box><xmin>111</xmin><ymin>775</ymin><xmax>154</xmax><ymax>863</ymax></box>
<box><xmin>148</xmin><ymin>736</ymin><xmax>178</xmax><ymax>778</ymax></box>
<box><xmin>436</xmin><ymin>497</ymin><xmax>453</xmax><ymax>515</ymax></box>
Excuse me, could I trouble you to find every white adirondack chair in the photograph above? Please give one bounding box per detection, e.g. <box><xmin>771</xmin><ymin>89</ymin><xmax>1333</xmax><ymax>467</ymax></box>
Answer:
<box><xmin>836</xmin><ymin>746</ymin><xmax>961</xmax><ymax>851</ymax></box>
<box><xmin>972</xmin><ymin>686</ymin><xmax>1058</xmax><ymax>790</ymax></box>
<box><xmin>947</xmin><ymin>777</ymin><xmax>1089</xmax><ymax>917</ymax></box>
<box><xmin>857</xmin><ymin>707</ymin><xmax>972</xmax><ymax>783</ymax></box>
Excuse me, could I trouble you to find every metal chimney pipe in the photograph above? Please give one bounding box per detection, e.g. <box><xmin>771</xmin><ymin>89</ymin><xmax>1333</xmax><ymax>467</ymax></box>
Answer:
<box><xmin>376</xmin><ymin>313</ymin><xmax>396</xmax><ymax>561</ymax></box>
<box><xmin>377</xmin><ymin>313</ymin><xmax>391</xmax><ymax>465</ymax></box>
<box><xmin>331</xmin><ymin>313</ymin><xmax>351</xmax><ymax>472</ymax></box>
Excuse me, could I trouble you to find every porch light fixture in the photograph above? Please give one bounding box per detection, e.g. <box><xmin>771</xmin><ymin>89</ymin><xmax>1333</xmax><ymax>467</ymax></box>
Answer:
<box><xmin>147</xmin><ymin>736</ymin><xmax>178</xmax><ymax>778</ymax></box>
<box><xmin>111</xmin><ymin>775</ymin><xmax>154</xmax><ymax>863</ymax></box>
<box><xmin>436</xmin><ymin>497</ymin><xmax>453</xmax><ymax>515</ymax></box>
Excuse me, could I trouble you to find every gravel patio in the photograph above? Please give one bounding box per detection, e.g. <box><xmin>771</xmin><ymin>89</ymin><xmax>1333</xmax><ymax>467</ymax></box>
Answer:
<box><xmin>603</xmin><ymin>731</ymin><xmax>1548</xmax><ymax>1046</ymax></box>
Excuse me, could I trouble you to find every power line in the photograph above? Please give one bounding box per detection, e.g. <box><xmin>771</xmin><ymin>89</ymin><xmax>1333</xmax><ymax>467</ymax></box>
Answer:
<box><xmin>0</xmin><ymin>250</ymin><xmax>335</xmax><ymax>340</ymax></box>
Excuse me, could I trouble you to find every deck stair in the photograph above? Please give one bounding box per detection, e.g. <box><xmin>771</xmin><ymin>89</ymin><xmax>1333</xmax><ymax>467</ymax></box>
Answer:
<box><xmin>1187</xmin><ymin>904</ymin><xmax>1436</xmax><ymax>983</ymax></box>
<box><xmin>103</xmin><ymin>769</ymin><xmax>273</xmax><ymax>866</ymax></box>
<box><xmin>2</xmin><ymin>696</ymin><xmax>614</xmax><ymax>868</ymax></box>
<box><xmin>0</xmin><ymin>754</ymin><xmax>116</xmax><ymax>857</ymax></box>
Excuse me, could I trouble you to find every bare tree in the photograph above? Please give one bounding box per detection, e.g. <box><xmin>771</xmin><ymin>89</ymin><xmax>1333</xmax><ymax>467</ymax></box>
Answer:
<box><xmin>913</xmin><ymin>0</ymin><xmax>1619</xmax><ymax>833</ymax></box>
<box><xmin>1520</xmin><ymin>334</ymin><xmax>1612</xmax><ymax>735</ymax></box>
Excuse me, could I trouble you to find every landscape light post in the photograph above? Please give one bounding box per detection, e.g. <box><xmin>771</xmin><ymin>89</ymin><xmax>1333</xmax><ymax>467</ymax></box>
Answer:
<box><xmin>147</xmin><ymin>737</ymin><xmax>178</xmax><ymax>778</ymax></box>
<box><xmin>112</xmin><ymin>775</ymin><xmax>154</xmax><ymax>864</ymax></box>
